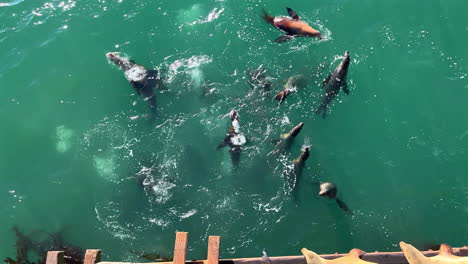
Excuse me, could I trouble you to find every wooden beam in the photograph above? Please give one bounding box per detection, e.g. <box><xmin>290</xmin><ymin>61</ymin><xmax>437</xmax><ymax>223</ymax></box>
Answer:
<box><xmin>84</xmin><ymin>249</ymin><xmax>102</xmax><ymax>264</ymax></box>
<box><xmin>206</xmin><ymin>236</ymin><xmax>221</xmax><ymax>264</ymax></box>
<box><xmin>46</xmin><ymin>251</ymin><xmax>64</xmax><ymax>264</ymax></box>
<box><xmin>173</xmin><ymin>232</ymin><xmax>189</xmax><ymax>264</ymax></box>
<box><xmin>98</xmin><ymin>246</ymin><xmax>468</xmax><ymax>264</ymax></box>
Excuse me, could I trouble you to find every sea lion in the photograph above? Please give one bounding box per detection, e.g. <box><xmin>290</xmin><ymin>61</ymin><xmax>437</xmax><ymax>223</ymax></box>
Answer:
<box><xmin>247</xmin><ymin>65</ymin><xmax>272</xmax><ymax>93</ymax></box>
<box><xmin>293</xmin><ymin>145</ymin><xmax>310</xmax><ymax>168</ymax></box>
<box><xmin>316</xmin><ymin>51</ymin><xmax>351</xmax><ymax>118</ymax></box>
<box><xmin>319</xmin><ymin>182</ymin><xmax>352</xmax><ymax>214</ymax></box>
<box><xmin>106</xmin><ymin>52</ymin><xmax>161</xmax><ymax>110</ymax></box>
<box><xmin>274</xmin><ymin>74</ymin><xmax>305</xmax><ymax>104</ymax></box>
<box><xmin>263</xmin><ymin>7</ymin><xmax>321</xmax><ymax>42</ymax></box>
<box><xmin>274</xmin><ymin>122</ymin><xmax>304</xmax><ymax>152</ymax></box>
<box><xmin>217</xmin><ymin>110</ymin><xmax>247</xmax><ymax>166</ymax></box>
<box><xmin>286</xmin><ymin>145</ymin><xmax>310</xmax><ymax>192</ymax></box>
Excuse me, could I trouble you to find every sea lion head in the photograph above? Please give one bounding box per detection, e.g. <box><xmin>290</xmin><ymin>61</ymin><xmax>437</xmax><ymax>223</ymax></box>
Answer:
<box><xmin>319</xmin><ymin>182</ymin><xmax>337</xmax><ymax>198</ymax></box>
<box><xmin>106</xmin><ymin>52</ymin><xmax>134</xmax><ymax>71</ymax></box>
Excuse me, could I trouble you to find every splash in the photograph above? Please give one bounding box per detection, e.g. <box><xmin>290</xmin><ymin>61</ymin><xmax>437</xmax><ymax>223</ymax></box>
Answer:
<box><xmin>190</xmin><ymin>67</ymin><xmax>204</xmax><ymax>88</ymax></box>
<box><xmin>166</xmin><ymin>55</ymin><xmax>212</xmax><ymax>83</ymax></box>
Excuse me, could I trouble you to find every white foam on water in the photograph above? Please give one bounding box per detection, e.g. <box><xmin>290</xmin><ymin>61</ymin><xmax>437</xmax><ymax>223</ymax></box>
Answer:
<box><xmin>124</xmin><ymin>65</ymin><xmax>147</xmax><ymax>82</ymax></box>
<box><xmin>94</xmin><ymin>203</ymin><xmax>136</xmax><ymax>240</ymax></box>
<box><xmin>187</xmin><ymin>8</ymin><xmax>224</xmax><ymax>26</ymax></box>
<box><xmin>230</xmin><ymin>134</ymin><xmax>246</xmax><ymax>146</ymax></box>
<box><xmin>93</xmin><ymin>154</ymin><xmax>117</xmax><ymax>181</ymax></box>
<box><xmin>176</xmin><ymin>4</ymin><xmax>203</xmax><ymax>25</ymax></box>
<box><xmin>180</xmin><ymin>209</ymin><xmax>197</xmax><ymax>219</ymax></box>
<box><xmin>166</xmin><ymin>55</ymin><xmax>212</xmax><ymax>83</ymax></box>
<box><xmin>150</xmin><ymin>179</ymin><xmax>176</xmax><ymax>204</ymax></box>
<box><xmin>190</xmin><ymin>67</ymin><xmax>204</xmax><ymax>88</ymax></box>
<box><xmin>55</xmin><ymin>125</ymin><xmax>74</xmax><ymax>153</ymax></box>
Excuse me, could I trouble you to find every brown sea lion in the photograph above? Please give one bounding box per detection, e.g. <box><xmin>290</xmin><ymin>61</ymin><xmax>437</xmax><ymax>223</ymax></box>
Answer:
<box><xmin>263</xmin><ymin>7</ymin><xmax>321</xmax><ymax>42</ymax></box>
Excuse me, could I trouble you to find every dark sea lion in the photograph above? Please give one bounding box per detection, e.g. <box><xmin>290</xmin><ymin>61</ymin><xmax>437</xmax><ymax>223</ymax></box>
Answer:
<box><xmin>274</xmin><ymin>122</ymin><xmax>304</xmax><ymax>152</ymax></box>
<box><xmin>247</xmin><ymin>65</ymin><xmax>272</xmax><ymax>92</ymax></box>
<box><xmin>106</xmin><ymin>52</ymin><xmax>161</xmax><ymax>110</ymax></box>
<box><xmin>274</xmin><ymin>74</ymin><xmax>304</xmax><ymax>104</ymax></box>
<box><xmin>217</xmin><ymin>110</ymin><xmax>246</xmax><ymax>166</ymax></box>
<box><xmin>316</xmin><ymin>51</ymin><xmax>351</xmax><ymax>118</ymax></box>
<box><xmin>319</xmin><ymin>182</ymin><xmax>352</xmax><ymax>214</ymax></box>
<box><xmin>286</xmin><ymin>145</ymin><xmax>310</xmax><ymax>193</ymax></box>
<box><xmin>263</xmin><ymin>7</ymin><xmax>321</xmax><ymax>42</ymax></box>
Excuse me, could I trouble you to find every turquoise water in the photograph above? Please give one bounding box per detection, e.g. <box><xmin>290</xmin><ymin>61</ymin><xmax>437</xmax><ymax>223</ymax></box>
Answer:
<box><xmin>1</xmin><ymin>0</ymin><xmax>467</xmax><ymax>261</ymax></box>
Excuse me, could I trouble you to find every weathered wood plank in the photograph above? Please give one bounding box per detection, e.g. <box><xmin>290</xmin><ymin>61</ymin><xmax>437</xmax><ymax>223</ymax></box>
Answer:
<box><xmin>206</xmin><ymin>236</ymin><xmax>220</xmax><ymax>264</ymax></box>
<box><xmin>173</xmin><ymin>232</ymin><xmax>189</xmax><ymax>264</ymax></box>
<box><xmin>46</xmin><ymin>251</ymin><xmax>63</xmax><ymax>264</ymax></box>
<box><xmin>84</xmin><ymin>249</ymin><xmax>102</xmax><ymax>264</ymax></box>
<box><xmin>98</xmin><ymin>246</ymin><xmax>468</xmax><ymax>264</ymax></box>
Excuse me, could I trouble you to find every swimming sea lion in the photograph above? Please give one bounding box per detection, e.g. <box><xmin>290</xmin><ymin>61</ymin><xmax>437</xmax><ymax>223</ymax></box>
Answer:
<box><xmin>274</xmin><ymin>122</ymin><xmax>304</xmax><ymax>152</ymax></box>
<box><xmin>316</xmin><ymin>51</ymin><xmax>351</xmax><ymax>118</ymax></box>
<box><xmin>247</xmin><ymin>65</ymin><xmax>272</xmax><ymax>93</ymax></box>
<box><xmin>319</xmin><ymin>182</ymin><xmax>352</xmax><ymax>214</ymax></box>
<box><xmin>286</xmin><ymin>145</ymin><xmax>310</xmax><ymax>192</ymax></box>
<box><xmin>293</xmin><ymin>145</ymin><xmax>310</xmax><ymax>170</ymax></box>
<box><xmin>217</xmin><ymin>110</ymin><xmax>247</xmax><ymax>166</ymax></box>
<box><xmin>263</xmin><ymin>7</ymin><xmax>321</xmax><ymax>43</ymax></box>
<box><xmin>274</xmin><ymin>74</ymin><xmax>304</xmax><ymax>104</ymax></box>
<box><xmin>106</xmin><ymin>52</ymin><xmax>161</xmax><ymax>110</ymax></box>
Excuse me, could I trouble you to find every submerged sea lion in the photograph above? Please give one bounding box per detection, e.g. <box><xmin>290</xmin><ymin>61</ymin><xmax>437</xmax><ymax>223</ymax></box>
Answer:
<box><xmin>106</xmin><ymin>52</ymin><xmax>161</xmax><ymax>110</ymax></box>
<box><xmin>316</xmin><ymin>51</ymin><xmax>351</xmax><ymax>118</ymax></box>
<box><xmin>247</xmin><ymin>65</ymin><xmax>272</xmax><ymax>93</ymax></box>
<box><xmin>274</xmin><ymin>74</ymin><xmax>304</xmax><ymax>104</ymax></box>
<box><xmin>319</xmin><ymin>182</ymin><xmax>352</xmax><ymax>214</ymax></box>
<box><xmin>263</xmin><ymin>7</ymin><xmax>321</xmax><ymax>43</ymax></box>
<box><xmin>274</xmin><ymin>122</ymin><xmax>304</xmax><ymax>152</ymax></box>
<box><xmin>217</xmin><ymin>110</ymin><xmax>247</xmax><ymax>166</ymax></box>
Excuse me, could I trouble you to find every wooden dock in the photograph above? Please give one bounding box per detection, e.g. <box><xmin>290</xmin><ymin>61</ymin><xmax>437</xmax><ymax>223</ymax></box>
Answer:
<box><xmin>44</xmin><ymin>232</ymin><xmax>468</xmax><ymax>264</ymax></box>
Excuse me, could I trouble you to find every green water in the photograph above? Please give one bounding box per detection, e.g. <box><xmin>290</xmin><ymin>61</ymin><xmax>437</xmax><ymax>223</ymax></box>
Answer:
<box><xmin>1</xmin><ymin>0</ymin><xmax>467</xmax><ymax>261</ymax></box>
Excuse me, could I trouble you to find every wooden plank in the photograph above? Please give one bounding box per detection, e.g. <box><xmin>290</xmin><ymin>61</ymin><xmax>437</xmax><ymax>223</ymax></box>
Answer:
<box><xmin>46</xmin><ymin>251</ymin><xmax>64</xmax><ymax>264</ymax></box>
<box><xmin>99</xmin><ymin>246</ymin><xmax>468</xmax><ymax>264</ymax></box>
<box><xmin>84</xmin><ymin>249</ymin><xmax>102</xmax><ymax>264</ymax></box>
<box><xmin>206</xmin><ymin>236</ymin><xmax>221</xmax><ymax>264</ymax></box>
<box><xmin>173</xmin><ymin>232</ymin><xmax>189</xmax><ymax>264</ymax></box>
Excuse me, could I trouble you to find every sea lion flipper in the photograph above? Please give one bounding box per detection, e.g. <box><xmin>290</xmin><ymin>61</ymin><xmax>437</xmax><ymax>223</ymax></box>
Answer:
<box><xmin>286</xmin><ymin>7</ymin><xmax>300</xmax><ymax>20</ymax></box>
<box><xmin>216</xmin><ymin>135</ymin><xmax>230</xmax><ymax>149</ymax></box>
<box><xmin>274</xmin><ymin>90</ymin><xmax>286</xmax><ymax>104</ymax></box>
<box><xmin>336</xmin><ymin>198</ymin><xmax>352</xmax><ymax>215</ymax></box>
<box><xmin>274</xmin><ymin>35</ymin><xmax>294</xmax><ymax>43</ymax></box>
